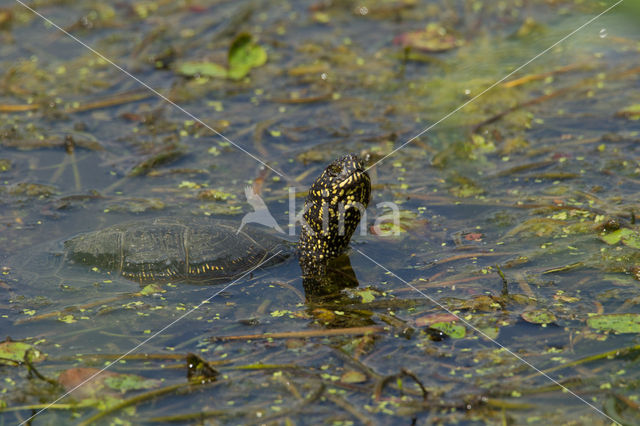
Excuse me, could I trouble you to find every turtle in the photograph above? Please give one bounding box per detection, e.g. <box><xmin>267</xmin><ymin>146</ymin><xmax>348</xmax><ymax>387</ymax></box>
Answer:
<box><xmin>61</xmin><ymin>154</ymin><xmax>371</xmax><ymax>293</ymax></box>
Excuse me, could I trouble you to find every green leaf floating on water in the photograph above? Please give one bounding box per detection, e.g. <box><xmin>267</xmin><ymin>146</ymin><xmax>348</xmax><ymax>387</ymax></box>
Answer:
<box><xmin>177</xmin><ymin>61</ymin><xmax>228</xmax><ymax>78</ymax></box>
<box><xmin>176</xmin><ymin>33</ymin><xmax>267</xmax><ymax>80</ymax></box>
<box><xmin>0</xmin><ymin>340</ymin><xmax>46</xmax><ymax>365</ymax></box>
<box><xmin>623</xmin><ymin>233</ymin><xmax>640</xmax><ymax>249</ymax></box>
<box><xmin>140</xmin><ymin>283</ymin><xmax>164</xmax><ymax>296</ymax></box>
<box><xmin>521</xmin><ymin>309</ymin><xmax>556</xmax><ymax>325</ymax></box>
<box><xmin>429</xmin><ymin>321</ymin><xmax>466</xmax><ymax>339</ymax></box>
<box><xmin>588</xmin><ymin>314</ymin><xmax>640</xmax><ymax>333</ymax></box>
<box><xmin>353</xmin><ymin>288</ymin><xmax>377</xmax><ymax>303</ymax></box>
<box><xmin>600</xmin><ymin>228</ymin><xmax>640</xmax><ymax>249</ymax></box>
<box><xmin>227</xmin><ymin>33</ymin><xmax>267</xmax><ymax>80</ymax></box>
<box><xmin>478</xmin><ymin>326</ymin><xmax>499</xmax><ymax>340</ymax></box>
<box><xmin>341</xmin><ymin>370</ymin><xmax>367</xmax><ymax>384</ymax></box>
<box><xmin>103</xmin><ymin>374</ymin><xmax>160</xmax><ymax>392</ymax></box>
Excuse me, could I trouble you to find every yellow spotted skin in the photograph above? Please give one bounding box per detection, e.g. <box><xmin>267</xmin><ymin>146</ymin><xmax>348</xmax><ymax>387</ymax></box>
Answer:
<box><xmin>298</xmin><ymin>154</ymin><xmax>371</xmax><ymax>276</ymax></box>
<box><xmin>63</xmin><ymin>154</ymin><xmax>370</xmax><ymax>285</ymax></box>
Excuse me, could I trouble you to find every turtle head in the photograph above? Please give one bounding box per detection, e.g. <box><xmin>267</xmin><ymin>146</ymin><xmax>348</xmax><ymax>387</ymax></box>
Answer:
<box><xmin>298</xmin><ymin>154</ymin><xmax>371</xmax><ymax>263</ymax></box>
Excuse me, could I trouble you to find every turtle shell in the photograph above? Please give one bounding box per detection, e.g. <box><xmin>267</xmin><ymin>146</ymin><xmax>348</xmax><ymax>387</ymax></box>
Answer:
<box><xmin>63</xmin><ymin>217</ymin><xmax>290</xmax><ymax>284</ymax></box>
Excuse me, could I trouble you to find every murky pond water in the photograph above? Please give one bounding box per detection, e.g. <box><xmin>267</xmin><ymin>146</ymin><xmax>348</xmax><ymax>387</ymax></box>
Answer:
<box><xmin>1</xmin><ymin>0</ymin><xmax>640</xmax><ymax>424</ymax></box>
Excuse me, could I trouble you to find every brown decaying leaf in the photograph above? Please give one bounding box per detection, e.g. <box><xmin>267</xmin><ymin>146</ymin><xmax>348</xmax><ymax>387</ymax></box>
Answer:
<box><xmin>58</xmin><ymin>367</ymin><xmax>120</xmax><ymax>399</ymax></box>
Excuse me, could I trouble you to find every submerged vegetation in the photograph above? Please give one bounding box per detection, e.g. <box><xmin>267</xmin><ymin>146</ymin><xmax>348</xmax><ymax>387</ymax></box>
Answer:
<box><xmin>1</xmin><ymin>0</ymin><xmax>640</xmax><ymax>424</ymax></box>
